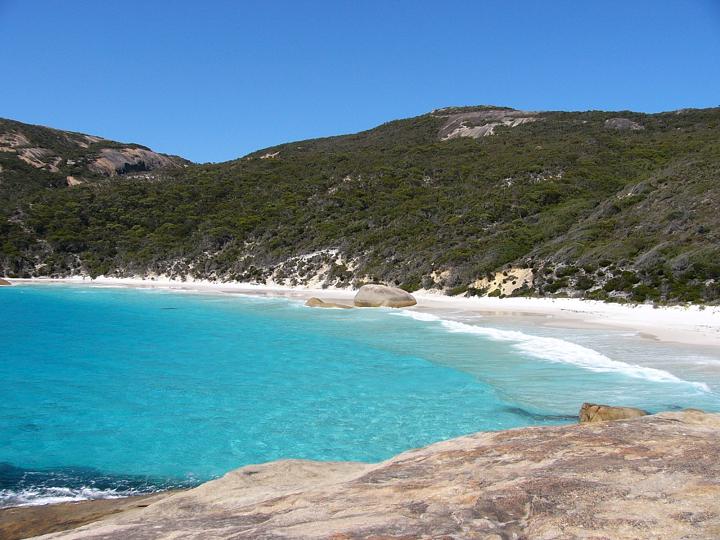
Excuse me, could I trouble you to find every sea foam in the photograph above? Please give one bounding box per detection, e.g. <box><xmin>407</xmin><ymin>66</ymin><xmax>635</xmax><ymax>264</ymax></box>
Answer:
<box><xmin>0</xmin><ymin>486</ymin><xmax>141</xmax><ymax>508</ymax></box>
<box><xmin>394</xmin><ymin>310</ymin><xmax>710</xmax><ymax>392</ymax></box>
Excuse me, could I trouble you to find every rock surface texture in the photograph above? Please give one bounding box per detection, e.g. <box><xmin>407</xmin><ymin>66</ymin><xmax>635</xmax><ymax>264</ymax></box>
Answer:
<box><xmin>87</xmin><ymin>148</ymin><xmax>181</xmax><ymax>176</ymax></box>
<box><xmin>579</xmin><ymin>402</ymin><xmax>648</xmax><ymax>423</ymax></box>
<box><xmin>435</xmin><ymin>108</ymin><xmax>539</xmax><ymax>140</ymax></box>
<box><xmin>33</xmin><ymin>410</ymin><xmax>720</xmax><ymax>539</ymax></box>
<box><xmin>604</xmin><ymin>117</ymin><xmax>644</xmax><ymax>130</ymax></box>
<box><xmin>304</xmin><ymin>297</ymin><xmax>353</xmax><ymax>309</ymax></box>
<box><xmin>0</xmin><ymin>494</ymin><xmax>171</xmax><ymax>540</ymax></box>
<box><xmin>353</xmin><ymin>284</ymin><xmax>417</xmax><ymax>308</ymax></box>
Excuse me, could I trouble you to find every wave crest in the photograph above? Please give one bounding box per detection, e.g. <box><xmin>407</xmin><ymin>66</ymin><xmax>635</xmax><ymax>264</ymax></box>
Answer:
<box><xmin>394</xmin><ymin>310</ymin><xmax>710</xmax><ymax>392</ymax></box>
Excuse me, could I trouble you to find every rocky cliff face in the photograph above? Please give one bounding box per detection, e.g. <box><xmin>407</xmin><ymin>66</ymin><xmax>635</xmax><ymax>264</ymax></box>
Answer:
<box><xmin>33</xmin><ymin>410</ymin><xmax>720</xmax><ymax>539</ymax></box>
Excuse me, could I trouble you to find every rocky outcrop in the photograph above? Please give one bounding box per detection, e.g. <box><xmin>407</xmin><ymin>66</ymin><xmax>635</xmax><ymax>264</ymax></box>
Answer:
<box><xmin>604</xmin><ymin>117</ymin><xmax>644</xmax><ymax>130</ymax></box>
<box><xmin>31</xmin><ymin>410</ymin><xmax>720</xmax><ymax>540</ymax></box>
<box><xmin>305</xmin><ymin>297</ymin><xmax>352</xmax><ymax>309</ymax></box>
<box><xmin>88</xmin><ymin>148</ymin><xmax>181</xmax><ymax>176</ymax></box>
<box><xmin>0</xmin><ymin>118</ymin><xmax>188</xmax><ymax>185</ymax></box>
<box><xmin>0</xmin><ymin>278</ymin><xmax>11</xmax><ymax>285</ymax></box>
<box><xmin>353</xmin><ymin>284</ymin><xmax>417</xmax><ymax>308</ymax></box>
<box><xmin>436</xmin><ymin>108</ymin><xmax>539</xmax><ymax>140</ymax></box>
<box><xmin>579</xmin><ymin>402</ymin><xmax>648</xmax><ymax>423</ymax></box>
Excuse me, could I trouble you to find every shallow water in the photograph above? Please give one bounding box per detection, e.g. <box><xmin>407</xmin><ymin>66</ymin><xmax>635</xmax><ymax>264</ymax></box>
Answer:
<box><xmin>1</xmin><ymin>285</ymin><xmax>718</xmax><ymax>506</ymax></box>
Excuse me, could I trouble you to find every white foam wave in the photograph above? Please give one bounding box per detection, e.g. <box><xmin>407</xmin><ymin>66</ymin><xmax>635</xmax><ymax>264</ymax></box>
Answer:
<box><xmin>397</xmin><ymin>310</ymin><xmax>441</xmax><ymax>322</ymax></box>
<box><xmin>0</xmin><ymin>486</ymin><xmax>143</xmax><ymax>508</ymax></box>
<box><xmin>394</xmin><ymin>310</ymin><xmax>710</xmax><ymax>392</ymax></box>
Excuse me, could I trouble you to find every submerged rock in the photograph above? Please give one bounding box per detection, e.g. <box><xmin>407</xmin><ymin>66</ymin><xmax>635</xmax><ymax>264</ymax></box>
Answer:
<box><xmin>353</xmin><ymin>284</ymin><xmax>417</xmax><ymax>308</ymax></box>
<box><xmin>0</xmin><ymin>278</ymin><xmax>11</xmax><ymax>286</ymax></box>
<box><xmin>30</xmin><ymin>410</ymin><xmax>720</xmax><ymax>539</ymax></box>
<box><xmin>579</xmin><ymin>402</ymin><xmax>648</xmax><ymax>423</ymax></box>
<box><xmin>304</xmin><ymin>297</ymin><xmax>352</xmax><ymax>309</ymax></box>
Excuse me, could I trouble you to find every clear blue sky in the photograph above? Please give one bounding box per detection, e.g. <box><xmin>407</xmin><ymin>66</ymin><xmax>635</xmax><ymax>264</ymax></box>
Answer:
<box><xmin>1</xmin><ymin>1</ymin><xmax>719</xmax><ymax>163</ymax></box>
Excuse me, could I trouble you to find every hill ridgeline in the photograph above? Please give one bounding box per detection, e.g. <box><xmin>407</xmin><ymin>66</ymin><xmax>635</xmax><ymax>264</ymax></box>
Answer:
<box><xmin>1</xmin><ymin>106</ymin><xmax>719</xmax><ymax>303</ymax></box>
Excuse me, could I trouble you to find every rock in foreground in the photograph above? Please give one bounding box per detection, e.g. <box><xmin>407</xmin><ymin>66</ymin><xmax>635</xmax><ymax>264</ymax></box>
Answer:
<box><xmin>579</xmin><ymin>401</ymin><xmax>648</xmax><ymax>423</ymax></box>
<box><xmin>353</xmin><ymin>284</ymin><xmax>417</xmax><ymax>308</ymax></box>
<box><xmin>34</xmin><ymin>410</ymin><xmax>720</xmax><ymax>539</ymax></box>
<box><xmin>0</xmin><ymin>493</ymin><xmax>171</xmax><ymax>540</ymax></box>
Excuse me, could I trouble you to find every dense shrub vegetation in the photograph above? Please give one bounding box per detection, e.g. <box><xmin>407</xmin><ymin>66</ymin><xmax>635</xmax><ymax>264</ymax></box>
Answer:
<box><xmin>1</xmin><ymin>107</ymin><xmax>719</xmax><ymax>303</ymax></box>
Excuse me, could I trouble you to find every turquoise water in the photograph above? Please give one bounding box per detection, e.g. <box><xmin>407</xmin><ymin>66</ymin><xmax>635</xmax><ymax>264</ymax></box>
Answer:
<box><xmin>1</xmin><ymin>285</ymin><xmax>718</xmax><ymax>507</ymax></box>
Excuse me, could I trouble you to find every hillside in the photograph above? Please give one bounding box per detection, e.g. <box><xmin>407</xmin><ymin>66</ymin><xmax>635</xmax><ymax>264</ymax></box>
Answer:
<box><xmin>1</xmin><ymin>107</ymin><xmax>719</xmax><ymax>303</ymax></box>
<box><xmin>0</xmin><ymin>118</ymin><xmax>188</xmax><ymax>197</ymax></box>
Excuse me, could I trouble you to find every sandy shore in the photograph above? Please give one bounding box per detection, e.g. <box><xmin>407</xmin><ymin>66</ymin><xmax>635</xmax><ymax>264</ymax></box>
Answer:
<box><xmin>8</xmin><ymin>276</ymin><xmax>720</xmax><ymax>347</ymax></box>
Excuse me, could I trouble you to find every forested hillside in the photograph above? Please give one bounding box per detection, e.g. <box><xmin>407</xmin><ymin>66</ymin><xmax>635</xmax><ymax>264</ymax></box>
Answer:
<box><xmin>1</xmin><ymin>107</ymin><xmax>719</xmax><ymax>303</ymax></box>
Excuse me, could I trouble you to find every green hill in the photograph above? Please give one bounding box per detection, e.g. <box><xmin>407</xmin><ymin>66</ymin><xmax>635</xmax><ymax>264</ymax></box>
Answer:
<box><xmin>1</xmin><ymin>107</ymin><xmax>719</xmax><ymax>303</ymax></box>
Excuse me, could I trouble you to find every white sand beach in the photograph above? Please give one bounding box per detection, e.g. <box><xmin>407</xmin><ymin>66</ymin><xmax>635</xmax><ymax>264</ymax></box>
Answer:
<box><xmin>9</xmin><ymin>276</ymin><xmax>720</xmax><ymax>348</ymax></box>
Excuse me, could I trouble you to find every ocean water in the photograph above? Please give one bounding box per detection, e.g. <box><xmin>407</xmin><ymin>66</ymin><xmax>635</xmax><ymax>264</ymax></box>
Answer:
<box><xmin>1</xmin><ymin>285</ymin><xmax>718</xmax><ymax>507</ymax></box>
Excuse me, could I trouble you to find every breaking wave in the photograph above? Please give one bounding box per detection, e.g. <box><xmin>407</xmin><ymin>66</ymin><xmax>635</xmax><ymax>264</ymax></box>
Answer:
<box><xmin>394</xmin><ymin>310</ymin><xmax>710</xmax><ymax>392</ymax></box>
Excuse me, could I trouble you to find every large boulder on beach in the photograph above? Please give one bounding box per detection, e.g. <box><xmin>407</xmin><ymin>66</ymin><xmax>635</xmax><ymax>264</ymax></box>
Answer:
<box><xmin>0</xmin><ymin>278</ymin><xmax>11</xmax><ymax>286</ymax></box>
<box><xmin>579</xmin><ymin>402</ymin><xmax>648</xmax><ymax>423</ymax></box>
<box><xmin>304</xmin><ymin>297</ymin><xmax>352</xmax><ymax>309</ymax></box>
<box><xmin>353</xmin><ymin>284</ymin><xmax>417</xmax><ymax>308</ymax></box>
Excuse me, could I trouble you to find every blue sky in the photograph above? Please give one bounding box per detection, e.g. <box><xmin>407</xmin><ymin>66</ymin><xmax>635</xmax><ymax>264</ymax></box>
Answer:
<box><xmin>1</xmin><ymin>1</ymin><xmax>719</xmax><ymax>163</ymax></box>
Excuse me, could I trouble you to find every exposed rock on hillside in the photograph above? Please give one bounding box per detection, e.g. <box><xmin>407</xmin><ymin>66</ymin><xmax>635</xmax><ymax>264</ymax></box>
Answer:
<box><xmin>34</xmin><ymin>410</ymin><xmax>720</xmax><ymax>539</ymax></box>
<box><xmin>88</xmin><ymin>148</ymin><xmax>181</xmax><ymax>176</ymax></box>
<box><xmin>0</xmin><ymin>117</ymin><xmax>188</xmax><ymax>188</ymax></box>
<box><xmin>436</xmin><ymin>108</ymin><xmax>539</xmax><ymax>140</ymax></box>
<box><xmin>354</xmin><ymin>284</ymin><xmax>417</xmax><ymax>307</ymax></box>
<box><xmin>604</xmin><ymin>117</ymin><xmax>644</xmax><ymax>130</ymax></box>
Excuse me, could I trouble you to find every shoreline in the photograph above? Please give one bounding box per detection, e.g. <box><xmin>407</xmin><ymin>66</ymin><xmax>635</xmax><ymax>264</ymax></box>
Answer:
<box><xmin>8</xmin><ymin>275</ymin><xmax>720</xmax><ymax>348</ymax></box>
<box><xmin>0</xmin><ymin>492</ymin><xmax>178</xmax><ymax>540</ymax></box>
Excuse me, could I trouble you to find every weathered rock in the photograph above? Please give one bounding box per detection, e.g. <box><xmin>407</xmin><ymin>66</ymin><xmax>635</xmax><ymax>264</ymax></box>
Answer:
<box><xmin>0</xmin><ymin>278</ymin><xmax>11</xmax><ymax>285</ymax></box>
<box><xmin>88</xmin><ymin>148</ymin><xmax>180</xmax><ymax>176</ymax></box>
<box><xmin>436</xmin><ymin>108</ymin><xmax>539</xmax><ymax>140</ymax></box>
<box><xmin>579</xmin><ymin>402</ymin><xmax>648</xmax><ymax>423</ymax></box>
<box><xmin>0</xmin><ymin>493</ymin><xmax>172</xmax><ymax>540</ymax></box>
<box><xmin>604</xmin><ymin>117</ymin><xmax>644</xmax><ymax>130</ymax></box>
<box><xmin>305</xmin><ymin>297</ymin><xmax>352</xmax><ymax>309</ymax></box>
<box><xmin>353</xmin><ymin>284</ymin><xmax>417</xmax><ymax>308</ymax></box>
<box><xmin>32</xmin><ymin>411</ymin><xmax>720</xmax><ymax>539</ymax></box>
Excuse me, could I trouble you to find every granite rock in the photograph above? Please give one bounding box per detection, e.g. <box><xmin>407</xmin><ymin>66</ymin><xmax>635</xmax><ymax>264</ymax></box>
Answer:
<box><xmin>579</xmin><ymin>401</ymin><xmax>648</xmax><ymax>423</ymax></box>
<box><xmin>353</xmin><ymin>284</ymin><xmax>417</xmax><ymax>308</ymax></box>
<box><xmin>305</xmin><ymin>297</ymin><xmax>353</xmax><ymax>309</ymax></box>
